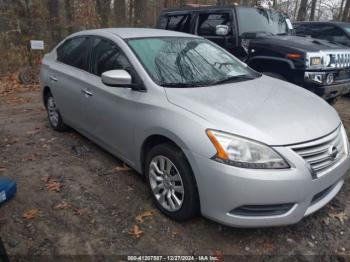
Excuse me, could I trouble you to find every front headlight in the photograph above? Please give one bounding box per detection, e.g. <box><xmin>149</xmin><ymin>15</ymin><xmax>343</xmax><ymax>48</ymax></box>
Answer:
<box><xmin>206</xmin><ymin>130</ymin><xmax>290</xmax><ymax>169</ymax></box>
<box><xmin>341</xmin><ymin>125</ymin><xmax>349</xmax><ymax>156</ymax></box>
<box><xmin>310</xmin><ymin>57</ymin><xmax>322</xmax><ymax>66</ymax></box>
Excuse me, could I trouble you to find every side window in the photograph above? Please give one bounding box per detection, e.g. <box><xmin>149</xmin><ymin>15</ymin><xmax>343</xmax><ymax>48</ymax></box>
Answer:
<box><xmin>91</xmin><ymin>37</ymin><xmax>132</xmax><ymax>77</ymax></box>
<box><xmin>57</xmin><ymin>37</ymin><xmax>90</xmax><ymax>71</ymax></box>
<box><xmin>167</xmin><ymin>15</ymin><xmax>191</xmax><ymax>33</ymax></box>
<box><xmin>158</xmin><ymin>16</ymin><xmax>168</xmax><ymax>29</ymax></box>
<box><xmin>197</xmin><ymin>13</ymin><xmax>232</xmax><ymax>36</ymax></box>
<box><xmin>294</xmin><ymin>24</ymin><xmax>310</xmax><ymax>36</ymax></box>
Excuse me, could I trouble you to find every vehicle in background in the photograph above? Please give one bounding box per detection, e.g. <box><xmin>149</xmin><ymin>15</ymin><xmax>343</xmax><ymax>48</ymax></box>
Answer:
<box><xmin>157</xmin><ymin>6</ymin><xmax>350</xmax><ymax>103</ymax></box>
<box><xmin>293</xmin><ymin>21</ymin><xmax>350</xmax><ymax>47</ymax></box>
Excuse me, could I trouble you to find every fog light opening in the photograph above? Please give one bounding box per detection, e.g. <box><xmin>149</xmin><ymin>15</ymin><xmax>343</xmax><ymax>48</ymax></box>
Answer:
<box><xmin>326</xmin><ymin>73</ymin><xmax>334</xmax><ymax>85</ymax></box>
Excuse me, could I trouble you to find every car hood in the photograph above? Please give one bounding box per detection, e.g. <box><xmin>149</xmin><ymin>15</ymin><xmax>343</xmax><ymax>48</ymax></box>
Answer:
<box><xmin>164</xmin><ymin>76</ymin><xmax>340</xmax><ymax>146</ymax></box>
<box><xmin>250</xmin><ymin>35</ymin><xmax>345</xmax><ymax>52</ymax></box>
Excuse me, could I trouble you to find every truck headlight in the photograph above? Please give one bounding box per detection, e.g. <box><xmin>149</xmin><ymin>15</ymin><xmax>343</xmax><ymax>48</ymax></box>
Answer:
<box><xmin>206</xmin><ymin>130</ymin><xmax>290</xmax><ymax>169</ymax></box>
<box><xmin>310</xmin><ymin>57</ymin><xmax>322</xmax><ymax>66</ymax></box>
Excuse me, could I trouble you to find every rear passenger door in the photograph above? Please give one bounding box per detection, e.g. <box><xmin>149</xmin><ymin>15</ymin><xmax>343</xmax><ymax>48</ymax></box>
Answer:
<box><xmin>158</xmin><ymin>13</ymin><xmax>193</xmax><ymax>33</ymax></box>
<box><xmin>195</xmin><ymin>11</ymin><xmax>237</xmax><ymax>53</ymax></box>
<box><xmin>51</xmin><ymin>36</ymin><xmax>91</xmax><ymax>129</ymax></box>
<box><xmin>310</xmin><ymin>24</ymin><xmax>350</xmax><ymax>46</ymax></box>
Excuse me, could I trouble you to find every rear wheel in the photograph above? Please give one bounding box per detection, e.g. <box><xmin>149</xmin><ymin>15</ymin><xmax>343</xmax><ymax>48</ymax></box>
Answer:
<box><xmin>145</xmin><ymin>143</ymin><xmax>200</xmax><ymax>221</ymax></box>
<box><xmin>263</xmin><ymin>72</ymin><xmax>287</xmax><ymax>81</ymax></box>
<box><xmin>45</xmin><ymin>92</ymin><xmax>68</xmax><ymax>132</ymax></box>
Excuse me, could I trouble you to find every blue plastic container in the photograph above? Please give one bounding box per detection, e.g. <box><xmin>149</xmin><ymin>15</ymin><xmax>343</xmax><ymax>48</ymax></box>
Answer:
<box><xmin>0</xmin><ymin>178</ymin><xmax>16</xmax><ymax>205</ymax></box>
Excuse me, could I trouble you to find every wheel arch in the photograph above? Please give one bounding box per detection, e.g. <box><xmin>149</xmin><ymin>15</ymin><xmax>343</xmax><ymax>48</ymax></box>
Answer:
<box><xmin>248</xmin><ymin>56</ymin><xmax>294</xmax><ymax>80</ymax></box>
<box><xmin>42</xmin><ymin>86</ymin><xmax>52</xmax><ymax>108</ymax></box>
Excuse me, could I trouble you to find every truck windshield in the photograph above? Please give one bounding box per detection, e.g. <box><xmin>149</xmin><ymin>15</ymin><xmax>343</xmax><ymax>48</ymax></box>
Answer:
<box><xmin>237</xmin><ymin>7</ymin><xmax>289</xmax><ymax>36</ymax></box>
<box><xmin>127</xmin><ymin>37</ymin><xmax>257</xmax><ymax>87</ymax></box>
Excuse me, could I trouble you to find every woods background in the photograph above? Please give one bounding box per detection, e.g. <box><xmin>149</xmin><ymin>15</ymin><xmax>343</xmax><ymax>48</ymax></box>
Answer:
<box><xmin>0</xmin><ymin>0</ymin><xmax>348</xmax><ymax>75</ymax></box>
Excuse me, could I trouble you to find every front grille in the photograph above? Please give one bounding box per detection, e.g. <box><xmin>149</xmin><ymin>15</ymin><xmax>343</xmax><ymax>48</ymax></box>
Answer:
<box><xmin>326</xmin><ymin>50</ymin><xmax>350</xmax><ymax>69</ymax></box>
<box><xmin>290</xmin><ymin>126</ymin><xmax>346</xmax><ymax>178</ymax></box>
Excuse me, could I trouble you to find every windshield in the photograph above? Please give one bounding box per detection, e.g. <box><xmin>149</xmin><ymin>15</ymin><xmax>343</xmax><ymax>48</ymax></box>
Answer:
<box><xmin>127</xmin><ymin>37</ymin><xmax>257</xmax><ymax>87</ymax></box>
<box><xmin>340</xmin><ymin>24</ymin><xmax>350</xmax><ymax>33</ymax></box>
<box><xmin>237</xmin><ymin>7</ymin><xmax>289</xmax><ymax>36</ymax></box>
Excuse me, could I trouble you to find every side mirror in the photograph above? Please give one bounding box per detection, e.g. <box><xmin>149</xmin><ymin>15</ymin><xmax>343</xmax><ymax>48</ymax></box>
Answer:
<box><xmin>101</xmin><ymin>70</ymin><xmax>132</xmax><ymax>87</ymax></box>
<box><xmin>216</xmin><ymin>25</ymin><xmax>229</xmax><ymax>36</ymax></box>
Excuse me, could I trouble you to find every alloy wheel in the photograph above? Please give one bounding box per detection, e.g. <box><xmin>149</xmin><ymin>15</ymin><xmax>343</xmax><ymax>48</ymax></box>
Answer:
<box><xmin>149</xmin><ymin>156</ymin><xmax>184</xmax><ymax>212</ymax></box>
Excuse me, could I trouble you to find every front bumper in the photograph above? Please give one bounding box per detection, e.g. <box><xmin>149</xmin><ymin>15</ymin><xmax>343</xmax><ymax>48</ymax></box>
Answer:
<box><xmin>189</xmin><ymin>148</ymin><xmax>350</xmax><ymax>228</ymax></box>
<box><xmin>304</xmin><ymin>71</ymin><xmax>350</xmax><ymax>100</ymax></box>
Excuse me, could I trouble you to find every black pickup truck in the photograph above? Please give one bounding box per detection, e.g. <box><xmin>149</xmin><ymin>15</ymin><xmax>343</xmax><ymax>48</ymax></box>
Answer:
<box><xmin>156</xmin><ymin>6</ymin><xmax>350</xmax><ymax>103</ymax></box>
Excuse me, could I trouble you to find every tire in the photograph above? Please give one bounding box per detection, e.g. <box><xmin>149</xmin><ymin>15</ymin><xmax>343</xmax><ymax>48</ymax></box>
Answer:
<box><xmin>327</xmin><ymin>97</ymin><xmax>338</xmax><ymax>105</ymax></box>
<box><xmin>45</xmin><ymin>91</ymin><xmax>68</xmax><ymax>132</ymax></box>
<box><xmin>263</xmin><ymin>72</ymin><xmax>287</xmax><ymax>81</ymax></box>
<box><xmin>145</xmin><ymin>143</ymin><xmax>200</xmax><ymax>221</ymax></box>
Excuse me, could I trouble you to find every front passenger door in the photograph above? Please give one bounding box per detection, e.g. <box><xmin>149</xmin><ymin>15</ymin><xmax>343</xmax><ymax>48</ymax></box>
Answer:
<box><xmin>196</xmin><ymin>12</ymin><xmax>236</xmax><ymax>54</ymax></box>
<box><xmin>82</xmin><ymin>37</ymin><xmax>140</xmax><ymax>160</ymax></box>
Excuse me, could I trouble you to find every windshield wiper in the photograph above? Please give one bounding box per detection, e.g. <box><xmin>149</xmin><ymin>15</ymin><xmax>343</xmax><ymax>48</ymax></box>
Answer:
<box><xmin>213</xmin><ymin>75</ymin><xmax>256</xmax><ymax>85</ymax></box>
<box><xmin>159</xmin><ymin>82</ymin><xmax>206</xmax><ymax>88</ymax></box>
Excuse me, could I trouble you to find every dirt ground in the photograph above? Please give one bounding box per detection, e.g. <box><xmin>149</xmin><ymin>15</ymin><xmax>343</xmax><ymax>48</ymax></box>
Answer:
<box><xmin>0</xmin><ymin>82</ymin><xmax>349</xmax><ymax>260</ymax></box>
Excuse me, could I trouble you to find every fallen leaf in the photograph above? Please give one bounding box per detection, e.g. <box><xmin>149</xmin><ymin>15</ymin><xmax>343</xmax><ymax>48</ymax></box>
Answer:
<box><xmin>102</xmin><ymin>163</ymin><xmax>132</xmax><ymax>175</ymax></box>
<box><xmin>22</xmin><ymin>154</ymin><xmax>37</xmax><ymax>162</ymax></box>
<box><xmin>74</xmin><ymin>208</ymin><xmax>87</xmax><ymax>216</ymax></box>
<box><xmin>212</xmin><ymin>250</ymin><xmax>224</xmax><ymax>262</ymax></box>
<box><xmin>46</xmin><ymin>181</ymin><xmax>63</xmax><ymax>192</ymax></box>
<box><xmin>41</xmin><ymin>175</ymin><xmax>51</xmax><ymax>183</ymax></box>
<box><xmin>0</xmin><ymin>166</ymin><xmax>7</xmax><ymax>172</ymax></box>
<box><xmin>135</xmin><ymin>210</ymin><xmax>155</xmax><ymax>223</ymax></box>
<box><xmin>22</xmin><ymin>209</ymin><xmax>39</xmax><ymax>220</ymax></box>
<box><xmin>54</xmin><ymin>201</ymin><xmax>70</xmax><ymax>210</ymax></box>
<box><xmin>129</xmin><ymin>225</ymin><xmax>143</xmax><ymax>239</ymax></box>
<box><xmin>262</xmin><ymin>240</ymin><xmax>274</xmax><ymax>252</ymax></box>
<box><xmin>329</xmin><ymin>211</ymin><xmax>348</xmax><ymax>224</ymax></box>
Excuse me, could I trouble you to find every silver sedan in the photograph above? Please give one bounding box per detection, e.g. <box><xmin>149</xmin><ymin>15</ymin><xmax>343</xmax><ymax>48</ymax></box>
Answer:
<box><xmin>40</xmin><ymin>28</ymin><xmax>350</xmax><ymax>227</ymax></box>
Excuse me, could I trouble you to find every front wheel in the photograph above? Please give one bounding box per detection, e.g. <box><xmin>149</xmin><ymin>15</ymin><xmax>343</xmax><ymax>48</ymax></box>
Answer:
<box><xmin>145</xmin><ymin>143</ymin><xmax>200</xmax><ymax>221</ymax></box>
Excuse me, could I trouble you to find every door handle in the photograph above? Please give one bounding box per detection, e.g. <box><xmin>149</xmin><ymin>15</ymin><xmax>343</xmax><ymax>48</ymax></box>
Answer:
<box><xmin>49</xmin><ymin>76</ymin><xmax>58</xmax><ymax>82</ymax></box>
<box><xmin>81</xmin><ymin>89</ymin><xmax>93</xmax><ymax>97</ymax></box>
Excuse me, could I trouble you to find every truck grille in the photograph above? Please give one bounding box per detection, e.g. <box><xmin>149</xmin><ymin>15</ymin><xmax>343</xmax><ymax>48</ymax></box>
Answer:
<box><xmin>327</xmin><ymin>51</ymin><xmax>350</xmax><ymax>69</ymax></box>
<box><xmin>290</xmin><ymin>126</ymin><xmax>346</xmax><ymax>178</ymax></box>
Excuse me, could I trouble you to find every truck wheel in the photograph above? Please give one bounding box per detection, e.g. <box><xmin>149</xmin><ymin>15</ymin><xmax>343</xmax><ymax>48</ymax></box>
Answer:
<box><xmin>145</xmin><ymin>143</ymin><xmax>200</xmax><ymax>221</ymax></box>
<box><xmin>263</xmin><ymin>72</ymin><xmax>287</xmax><ymax>81</ymax></box>
<box><xmin>327</xmin><ymin>97</ymin><xmax>338</xmax><ymax>105</ymax></box>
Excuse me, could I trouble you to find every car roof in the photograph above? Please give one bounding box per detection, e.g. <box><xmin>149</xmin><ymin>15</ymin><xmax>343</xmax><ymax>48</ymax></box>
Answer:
<box><xmin>72</xmin><ymin>28</ymin><xmax>200</xmax><ymax>39</ymax></box>
<box><xmin>293</xmin><ymin>21</ymin><xmax>350</xmax><ymax>26</ymax></box>
<box><xmin>160</xmin><ymin>5</ymin><xmax>236</xmax><ymax>13</ymax></box>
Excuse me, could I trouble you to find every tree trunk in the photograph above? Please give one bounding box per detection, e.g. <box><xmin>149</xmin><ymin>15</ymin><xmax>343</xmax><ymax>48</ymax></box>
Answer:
<box><xmin>64</xmin><ymin>0</ymin><xmax>74</xmax><ymax>34</ymax></box>
<box><xmin>293</xmin><ymin>0</ymin><xmax>299</xmax><ymax>20</ymax></box>
<box><xmin>297</xmin><ymin>0</ymin><xmax>308</xmax><ymax>21</ymax></box>
<box><xmin>96</xmin><ymin>0</ymin><xmax>111</xmax><ymax>28</ymax></box>
<box><xmin>339</xmin><ymin>0</ymin><xmax>345</xmax><ymax>20</ymax></box>
<box><xmin>114</xmin><ymin>0</ymin><xmax>126</xmax><ymax>26</ymax></box>
<box><xmin>342</xmin><ymin>0</ymin><xmax>350</xmax><ymax>21</ymax></box>
<box><xmin>128</xmin><ymin>0</ymin><xmax>134</xmax><ymax>26</ymax></box>
<box><xmin>47</xmin><ymin>0</ymin><xmax>61</xmax><ymax>44</ymax></box>
<box><xmin>309</xmin><ymin>0</ymin><xmax>317</xmax><ymax>20</ymax></box>
<box><xmin>134</xmin><ymin>0</ymin><xmax>147</xmax><ymax>26</ymax></box>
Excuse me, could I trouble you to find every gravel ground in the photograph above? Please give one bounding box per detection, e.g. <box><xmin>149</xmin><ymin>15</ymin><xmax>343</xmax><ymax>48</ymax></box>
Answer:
<box><xmin>0</xmin><ymin>87</ymin><xmax>349</xmax><ymax>261</ymax></box>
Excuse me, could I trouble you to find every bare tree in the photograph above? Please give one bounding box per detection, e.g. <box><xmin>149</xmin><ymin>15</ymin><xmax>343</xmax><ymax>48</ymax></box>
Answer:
<box><xmin>64</xmin><ymin>0</ymin><xmax>73</xmax><ymax>34</ymax></box>
<box><xmin>338</xmin><ymin>0</ymin><xmax>345</xmax><ymax>20</ymax></box>
<box><xmin>47</xmin><ymin>0</ymin><xmax>61</xmax><ymax>43</ymax></box>
<box><xmin>114</xmin><ymin>0</ymin><xmax>126</xmax><ymax>26</ymax></box>
<box><xmin>134</xmin><ymin>0</ymin><xmax>147</xmax><ymax>26</ymax></box>
<box><xmin>297</xmin><ymin>0</ymin><xmax>308</xmax><ymax>21</ymax></box>
<box><xmin>343</xmin><ymin>0</ymin><xmax>350</xmax><ymax>21</ymax></box>
<box><xmin>309</xmin><ymin>0</ymin><xmax>317</xmax><ymax>20</ymax></box>
<box><xmin>96</xmin><ymin>0</ymin><xmax>111</xmax><ymax>27</ymax></box>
